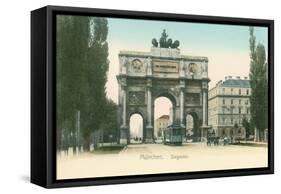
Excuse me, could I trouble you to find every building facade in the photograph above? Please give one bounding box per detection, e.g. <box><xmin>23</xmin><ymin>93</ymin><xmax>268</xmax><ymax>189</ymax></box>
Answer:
<box><xmin>155</xmin><ymin>115</ymin><xmax>170</xmax><ymax>138</ymax></box>
<box><xmin>208</xmin><ymin>76</ymin><xmax>251</xmax><ymax>139</ymax></box>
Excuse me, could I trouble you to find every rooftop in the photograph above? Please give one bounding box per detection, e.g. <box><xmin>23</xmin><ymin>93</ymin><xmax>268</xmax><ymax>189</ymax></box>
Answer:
<box><xmin>221</xmin><ymin>79</ymin><xmax>250</xmax><ymax>88</ymax></box>
<box><xmin>119</xmin><ymin>48</ymin><xmax>208</xmax><ymax>62</ymax></box>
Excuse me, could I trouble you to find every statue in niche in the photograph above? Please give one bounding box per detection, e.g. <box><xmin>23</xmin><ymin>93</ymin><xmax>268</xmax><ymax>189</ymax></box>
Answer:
<box><xmin>120</xmin><ymin>56</ymin><xmax>128</xmax><ymax>74</ymax></box>
<box><xmin>120</xmin><ymin>56</ymin><xmax>127</xmax><ymax>66</ymax></box>
<box><xmin>179</xmin><ymin>60</ymin><xmax>185</xmax><ymax>76</ymax></box>
<box><xmin>145</xmin><ymin>57</ymin><xmax>152</xmax><ymax>75</ymax></box>
<box><xmin>188</xmin><ymin>63</ymin><xmax>197</xmax><ymax>74</ymax></box>
<box><xmin>203</xmin><ymin>61</ymin><xmax>208</xmax><ymax>73</ymax></box>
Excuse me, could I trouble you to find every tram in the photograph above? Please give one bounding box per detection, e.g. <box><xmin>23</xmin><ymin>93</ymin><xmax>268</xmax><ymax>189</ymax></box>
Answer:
<box><xmin>163</xmin><ymin>124</ymin><xmax>183</xmax><ymax>145</ymax></box>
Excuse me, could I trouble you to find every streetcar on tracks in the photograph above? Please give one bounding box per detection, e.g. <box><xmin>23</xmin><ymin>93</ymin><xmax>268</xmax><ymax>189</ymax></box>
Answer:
<box><xmin>163</xmin><ymin>124</ymin><xmax>183</xmax><ymax>145</ymax></box>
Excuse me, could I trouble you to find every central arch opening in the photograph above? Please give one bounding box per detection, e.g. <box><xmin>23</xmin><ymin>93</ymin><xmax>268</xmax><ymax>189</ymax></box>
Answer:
<box><xmin>154</xmin><ymin>96</ymin><xmax>173</xmax><ymax>143</ymax></box>
<box><xmin>129</xmin><ymin>113</ymin><xmax>143</xmax><ymax>144</ymax></box>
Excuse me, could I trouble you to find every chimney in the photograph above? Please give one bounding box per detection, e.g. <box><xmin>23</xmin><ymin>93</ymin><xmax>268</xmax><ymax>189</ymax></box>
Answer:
<box><xmin>236</xmin><ymin>76</ymin><xmax>240</xmax><ymax>79</ymax></box>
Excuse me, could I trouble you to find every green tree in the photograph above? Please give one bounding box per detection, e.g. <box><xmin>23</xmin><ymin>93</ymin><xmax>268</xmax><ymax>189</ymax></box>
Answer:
<box><xmin>57</xmin><ymin>16</ymin><xmax>116</xmax><ymax>152</ymax></box>
<box><xmin>101</xmin><ymin>99</ymin><xmax>118</xmax><ymax>138</ymax></box>
<box><xmin>249</xmin><ymin>27</ymin><xmax>268</xmax><ymax>142</ymax></box>
<box><xmin>80</xmin><ymin>17</ymin><xmax>109</xmax><ymax>151</ymax></box>
<box><xmin>57</xmin><ymin>15</ymin><xmax>90</xmax><ymax>152</ymax></box>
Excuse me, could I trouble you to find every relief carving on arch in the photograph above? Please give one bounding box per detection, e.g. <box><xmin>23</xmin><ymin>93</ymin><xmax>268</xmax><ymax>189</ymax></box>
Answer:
<box><xmin>128</xmin><ymin>58</ymin><xmax>146</xmax><ymax>74</ymax></box>
<box><xmin>128</xmin><ymin>91</ymin><xmax>145</xmax><ymax>105</ymax></box>
<box><xmin>185</xmin><ymin>93</ymin><xmax>200</xmax><ymax>105</ymax></box>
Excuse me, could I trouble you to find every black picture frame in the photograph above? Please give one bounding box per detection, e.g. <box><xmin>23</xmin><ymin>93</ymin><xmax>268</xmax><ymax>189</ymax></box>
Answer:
<box><xmin>31</xmin><ymin>5</ymin><xmax>274</xmax><ymax>188</ymax></box>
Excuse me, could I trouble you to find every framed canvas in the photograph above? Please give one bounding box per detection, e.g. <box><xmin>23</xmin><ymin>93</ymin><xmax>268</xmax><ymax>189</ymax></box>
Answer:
<box><xmin>31</xmin><ymin>5</ymin><xmax>274</xmax><ymax>188</ymax></box>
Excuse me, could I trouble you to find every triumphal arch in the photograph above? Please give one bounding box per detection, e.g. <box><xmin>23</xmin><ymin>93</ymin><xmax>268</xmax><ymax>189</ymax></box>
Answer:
<box><xmin>117</xmin><ymin>30</ymin><xmax>210</xmax><ymax>144</ymax></box>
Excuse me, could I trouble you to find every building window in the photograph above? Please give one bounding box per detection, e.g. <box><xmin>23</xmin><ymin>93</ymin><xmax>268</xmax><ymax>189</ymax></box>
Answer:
<box><xmin>245</xmin><ymin>100</ymin><xmax>248</xmax><ymax>105</ymax></box>
<box><xmin>239</xmin><ymin>89</ymin><xmax>241</xmax><ymax>95</ymax></box>
<box><xmin>239</xmin><ymin>107</ymin><xmax>241</xmax><ymax>114</ymax></box>
<box><xmin>231</xmin><ymin>88</ymin><xmax>233</xmax><ymax>93</ymax></box>
<box><xmin>231</xmin><ymin>118</ymin><xmax>233</xmax><ymax>124</ymax></box>
<box><xmin>247</xmin><ymin>108</ymin><xmax>249</xmax><ymax>114</ymax></box>
<box><xmin>222</xmin><ymin>88</ymin><xmax>225</xmax><ymax>94</ymax></box>
<box><xmin>239</xmin><ymin>99</ymin><xmax>241</xmax><ymax>104</ymax></box>
<box><xmin>246</xmin><ymin>89</ymin><xmax>249</xmax><ymax>95</ymax></box>
<box><xmin>223</xmin><ymin>99</ymin><xmax>225</xmax><ymax>105</ymax></box>
<box><xmin>231</xmin><ymin>99</ymin><xmax>233</xmax><ymax>104</ymax></box>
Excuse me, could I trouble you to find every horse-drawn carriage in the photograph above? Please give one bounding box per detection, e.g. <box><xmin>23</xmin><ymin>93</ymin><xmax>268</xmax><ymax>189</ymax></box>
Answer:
<box><xmin>207</xmin><ymin>128</ymin><xmax>230</xmax><ymax>146</ymax></box>
<box><xmin>207</xmin><ymin>128</ymin><xmax>220</xmax><ymax>146</ymax></box>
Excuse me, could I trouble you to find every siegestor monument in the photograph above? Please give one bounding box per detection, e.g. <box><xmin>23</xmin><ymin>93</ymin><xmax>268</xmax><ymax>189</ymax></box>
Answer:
<box><xmin>117</xmin><ymin>30</ymin><xmax>210</xmax><ymax>144</ymax></box>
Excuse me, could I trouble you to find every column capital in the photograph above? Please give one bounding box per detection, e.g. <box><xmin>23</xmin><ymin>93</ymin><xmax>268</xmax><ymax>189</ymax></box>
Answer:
<box><xmin>120</xmin><ymin>77</ymin><xmax>127</xmax><ymax>88</ymax></box>
<box><xmin>179</xmin><ymin>79</ymin><xmax>185</xmax><ymax>89</ymax></box>
<box><xmin>202</xmin><ymin>81</ymin><xmax>208</xmax><ymax>90</ymax></box>
<box><xmin>146</xmin><ymin>78</ymin><xmax>152</xmax><ymax>88</ymax></box>
<box><xmin>180</xmin><ymin>85</ymin><xmax>185</xmax><ymax>91</ymax></box>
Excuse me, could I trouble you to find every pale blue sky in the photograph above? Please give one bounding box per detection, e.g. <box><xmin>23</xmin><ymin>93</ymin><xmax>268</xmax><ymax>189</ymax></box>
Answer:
<box><xmin>105</xmin><ymin>17</ymin><xmax>268</xmax><ymax>135</ymax></box>
<box><xmin>107</xmin><ymin>18</ymin><xmax>268</xmax><ymax>53</ymax></box>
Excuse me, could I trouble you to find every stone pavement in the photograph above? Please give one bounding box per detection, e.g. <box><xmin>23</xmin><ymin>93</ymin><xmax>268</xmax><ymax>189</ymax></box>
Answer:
<box><xmin>57</xmin><ymin>143</ymin><xmax>268</xmax><ymax>180</ymax></box>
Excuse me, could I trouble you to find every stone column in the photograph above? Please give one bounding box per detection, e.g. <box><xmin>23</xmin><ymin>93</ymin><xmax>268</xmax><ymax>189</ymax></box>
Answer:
<box><xmin>201</xmin><ymin>80</ymin><xmax>210</xmax><ymax>141</ymax></box>
<box><xmin>122</xmin><ymin>88</ymin><xmax>127</xmax><ymax>126</ymax></box>
<box><xmin>147</xmin><ymin>87</ymin><xmax>152</xmax><ymax>127</ymax></box>
<box><xmin>146</xmin><ymin>58</ymin><xmax>153</xmax><ymax>128</ymax></box>
<box><xmin>180</xmin><ymin>88</ymin><xmax>184</xmax><ymax>126</ymax></box>
<box><xmin>120</xmin><ymin>77</ymin><xmax>128</xmax><ymax>145</ymax></box>
<box><xmin>179</xmin><ymin>80</ymin><xmax>185</xmax><ymax>128</ymax></box>
<box><xmin>202</xmin><ymin>88</ymin><xmax>208</xmax><ymax>127</ymax></box>
<box><xmin>146</xmin><ymin>78</ymin><xmax>153</xmax><ymax>143</ymax></box>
